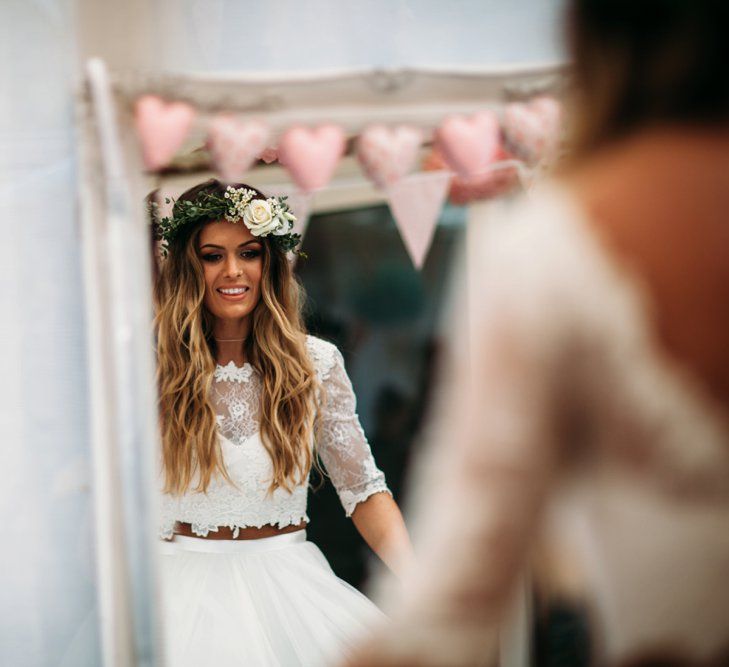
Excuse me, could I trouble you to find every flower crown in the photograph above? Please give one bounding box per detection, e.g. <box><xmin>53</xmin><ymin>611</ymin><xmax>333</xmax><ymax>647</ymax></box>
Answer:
<box><xmin>150</xmin><ymin>186</ymin><xmax>305</xmax><ymax>258</ymax></box>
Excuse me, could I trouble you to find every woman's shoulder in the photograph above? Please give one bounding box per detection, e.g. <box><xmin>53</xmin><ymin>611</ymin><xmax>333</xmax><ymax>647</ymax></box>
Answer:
<box><xmin>480</xmin><ymin>180</ymin><xmax>584</xmax><ymax>255</ymax></box>
<box><xmin>469</xmin><ymin>181</ymin><xmax>592</xmax><ymax>303</ymax></box>
<box><xmin>305</xmin><ymin>334</ymin><xmax>342</xmax><ymax>381</ymax></box>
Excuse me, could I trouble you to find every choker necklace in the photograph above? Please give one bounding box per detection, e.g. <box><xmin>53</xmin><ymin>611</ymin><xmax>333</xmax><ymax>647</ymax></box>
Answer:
<box><xmin>214</xmin><ymin>337</ymin><xmax>247</xmax><ymax>343</ymax></box>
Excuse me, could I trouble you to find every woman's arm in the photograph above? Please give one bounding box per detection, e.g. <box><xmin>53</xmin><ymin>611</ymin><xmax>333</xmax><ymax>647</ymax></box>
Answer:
<box><xmin>351</xmin><ymin>491</ymin><xmax>414</xmax><ymax>578</ymax></box>
<box><xmin>310</xmin><ymin>338</ymin><xmax>414</xmax><ymax>577</ymax></box>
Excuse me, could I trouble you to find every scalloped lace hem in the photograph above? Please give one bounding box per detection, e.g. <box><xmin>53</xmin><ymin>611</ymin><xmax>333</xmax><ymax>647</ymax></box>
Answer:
<box><xmin>159</xmin><ymin>513</ymin><xmax>310</xmax><ymax>540</ymax></box>
<box><xmin>341</xmin><ymin>484</ymin><xmax>392</xmax><ymax>517</ymax></box>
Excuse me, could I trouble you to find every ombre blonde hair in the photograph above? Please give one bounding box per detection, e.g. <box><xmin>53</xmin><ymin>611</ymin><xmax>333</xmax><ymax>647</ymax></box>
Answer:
<box><xmin>154</xmin><ymin>180</ymin><xmax>319</xmax><ymax>496</ymax></box>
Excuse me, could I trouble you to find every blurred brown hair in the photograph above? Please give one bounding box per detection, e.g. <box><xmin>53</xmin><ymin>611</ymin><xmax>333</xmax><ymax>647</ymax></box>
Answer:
<box><xmin>568</xmin><ymin>0</ymin><xmax>729</xmax><ymax>159</ymax></box>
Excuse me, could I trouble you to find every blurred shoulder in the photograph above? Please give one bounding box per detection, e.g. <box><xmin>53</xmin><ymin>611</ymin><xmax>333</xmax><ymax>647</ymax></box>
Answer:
<box><xmin>473</xmin><ymin>180</ymin><xmax>588</xmax><ymax>283</ymax></box>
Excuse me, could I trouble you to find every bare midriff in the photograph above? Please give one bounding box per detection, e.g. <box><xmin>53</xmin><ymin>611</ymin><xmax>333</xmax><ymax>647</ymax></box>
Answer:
<box><xmin>173</xmin><ymin>520</ymin><xmax>307</xmax><ymax>540</ymax></box>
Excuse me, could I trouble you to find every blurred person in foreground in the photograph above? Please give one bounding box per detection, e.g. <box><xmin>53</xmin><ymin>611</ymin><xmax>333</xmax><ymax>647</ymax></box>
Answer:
<box><xmin>347</xmin><ymin>1</ymin><xmax>729</xmax><ymax>666</ymax></box>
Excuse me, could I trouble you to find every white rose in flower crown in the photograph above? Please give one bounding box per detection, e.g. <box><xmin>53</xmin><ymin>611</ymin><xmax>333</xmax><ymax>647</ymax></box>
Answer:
<box><xmin>242</xmin><ymin>199</ymin><xmax>281</xmax><ymax>237</ymax></box>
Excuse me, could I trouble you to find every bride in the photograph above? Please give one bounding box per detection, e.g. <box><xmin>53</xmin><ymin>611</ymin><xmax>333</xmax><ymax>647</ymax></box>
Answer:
<box><xmin>151</xmin><ymin>179</ymin><xmax>411</xmax><ymax>666</ymax></box>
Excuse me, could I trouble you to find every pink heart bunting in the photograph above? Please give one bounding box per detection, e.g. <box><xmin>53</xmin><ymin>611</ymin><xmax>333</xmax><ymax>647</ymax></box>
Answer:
<box><xmin>134</xmin><ymin>95</ymin><xmax>196</xmax><ymax>172</ymax></box>
<box><xmin>387</xmin><ymin>171</ymin><xmax>451</xmax><ymax>270</ymax></box>
<box><xmin>423</xmin><ymin>146</ymin><xmax>521</xmax><ymax>205</ymax></box>
<box><xmin>357</xmin><ymin>125</ymin><xmax>423</xmax><ymax>189</ymax></box>
<box><xmin>277</xmin><ymin>125</ymin><xmax>346</xmax><ymax>192</ymax></box>
<box><xmin>502</xmin><ymin>96</ymin><xmax>562</xmax><ymax>165</ymax></box>
<box><xmin>206</xmin><ymin>115</ymin><xmax>270</xmax><ymax>183</ymax></box>
<box><xmin>531</xmin><ymin>96</ymin><xmax>562</xmax><ymax>131</ymax></box>
<box><xmin>435</xmin><ymin>111</ymin><xmax>501</xmax><ymax>178</ymax></box>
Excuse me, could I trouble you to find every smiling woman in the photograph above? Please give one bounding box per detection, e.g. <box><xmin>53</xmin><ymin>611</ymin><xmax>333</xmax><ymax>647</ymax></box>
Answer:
<box><xmin>150</xmin><ymin>178</ymin><xmax>412</xmax><ymax>666</ymax></box>
<box><xmin>152</xmin><ymin>180</ymin><xmax>316</xmax><ymax>497</ymax></box>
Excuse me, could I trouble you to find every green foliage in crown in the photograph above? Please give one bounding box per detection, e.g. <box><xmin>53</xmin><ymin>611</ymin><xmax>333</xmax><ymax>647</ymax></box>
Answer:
<box><xmin>149</xmin><ymin>186</ymin><xmax>306</xmax><ymax>258</ymax></box>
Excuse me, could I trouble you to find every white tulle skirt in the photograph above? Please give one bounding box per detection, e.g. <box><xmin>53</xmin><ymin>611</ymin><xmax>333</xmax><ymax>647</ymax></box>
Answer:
<box><xmin>158</xmin><ymin>531</ymin><xmax>384</xmax><ymax>667</ymax></box>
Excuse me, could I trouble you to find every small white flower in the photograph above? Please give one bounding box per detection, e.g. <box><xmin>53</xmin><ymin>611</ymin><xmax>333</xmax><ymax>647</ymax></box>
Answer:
<box><xmin>225</xmin><ymin>186</ymin><xmax>255</xmax><ymax>208</ymax></box>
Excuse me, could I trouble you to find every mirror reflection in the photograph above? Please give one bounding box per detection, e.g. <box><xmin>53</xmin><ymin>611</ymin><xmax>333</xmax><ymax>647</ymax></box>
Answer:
<box><xmin>147</xmin><ymin>132</ymin><xmax>483</xmax><ymax>664</ymax></box>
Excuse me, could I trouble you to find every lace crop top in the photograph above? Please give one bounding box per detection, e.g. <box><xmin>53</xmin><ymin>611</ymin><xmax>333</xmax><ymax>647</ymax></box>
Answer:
<box><xmin>158</xmin><ymin>336</ymin><xmax>391</xmax><ymax>539</ymax></box>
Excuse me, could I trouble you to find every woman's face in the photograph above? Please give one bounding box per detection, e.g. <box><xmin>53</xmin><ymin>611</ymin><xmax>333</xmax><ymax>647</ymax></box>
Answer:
<box><xmin>197</xmin><ymin>220</ymin><xmax>263</xmax><ymax>322</ymax></box>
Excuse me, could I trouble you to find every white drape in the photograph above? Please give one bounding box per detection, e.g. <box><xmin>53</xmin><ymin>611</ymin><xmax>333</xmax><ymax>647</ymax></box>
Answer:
<box><xmin>81</xmin><ymin>0</ymin><xmax>566</xmax><ymax>74</ymax></box>
<box><xmin>0</xmin><ymin>1</ymin><xmax>100</xmax><ymax>666</ymax></box>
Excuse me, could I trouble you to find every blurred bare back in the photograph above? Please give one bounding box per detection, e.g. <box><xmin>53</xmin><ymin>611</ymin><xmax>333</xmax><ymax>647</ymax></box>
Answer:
<box><xmin>570</xmin><ymin>127</ymin><xmax>729</xmax><ymax>412</ymax></box>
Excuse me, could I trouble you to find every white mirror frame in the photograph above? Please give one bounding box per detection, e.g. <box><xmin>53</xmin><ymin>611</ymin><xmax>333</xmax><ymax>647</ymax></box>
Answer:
<box><xmin>80</xmin><ymin>58</ymin><xmax>162</xmax><ymax>667</ymax></box>
<box><xmin>79</xmin><ymin>56</ymin><xmax>564</xmax><ymax>667</ymax></box>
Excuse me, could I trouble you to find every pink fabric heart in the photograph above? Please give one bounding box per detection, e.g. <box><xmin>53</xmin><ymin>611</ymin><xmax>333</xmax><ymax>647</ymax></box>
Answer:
<box><xmin>531</xmin><ymin>96</ymin><xmax>562</xmax><ymax>133</ymax></box>
<box><xmin>502</xmin><ymin>96</ymin><xmax>562</xmax><ymax>164</ymax></box>
<box><xmin>435</xmin><ymin>111</ymin><xmax>501</xmax><ymax>178</ymax></box>
<box><xmin>277</xmin><ymin>125</ymin><xmax>346</xmax><ymax>192</ymax></box>
<box><xmin>357</xmin><ymin>125</ymin><xmax>423</xmax><ymax>189</ymax></box>
<box><xmin>207</xmin><ymin>115</ymin><xmax>270</xmax><ymax>183</ymax></box>
<box><xmin>134</xmin><ymin>95</ymin><xmax>196</xmax><ymax>172</ymax></box>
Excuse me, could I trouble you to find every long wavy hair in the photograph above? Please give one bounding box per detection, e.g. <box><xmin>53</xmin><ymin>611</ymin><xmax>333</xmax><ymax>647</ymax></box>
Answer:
<box><xmin>154</xmin><ymin>179</ymin><xmax>318</xmax><ymax>496</ymax></box>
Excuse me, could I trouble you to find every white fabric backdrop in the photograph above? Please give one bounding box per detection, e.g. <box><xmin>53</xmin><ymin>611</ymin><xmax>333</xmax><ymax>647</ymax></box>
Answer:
<box><xmin>0</xmin><ymin>1</ymin><xmax>100</xmax><ymax>666</ymax></box>
<box><xmin>147</xmin><ymin>0</ymin><xmax>566</xmax><ymax>73</ymax></box>
<box><xmin>77</xmin><ymin>0</ymin><xmax>566</xmax><ymax>75</ymax></box>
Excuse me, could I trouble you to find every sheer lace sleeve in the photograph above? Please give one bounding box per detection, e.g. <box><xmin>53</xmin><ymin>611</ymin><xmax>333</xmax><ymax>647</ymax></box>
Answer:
<box><xmin>311</xmin><ymin>339</ymin><xmax>391</xmax><ymax>516</ymax></box>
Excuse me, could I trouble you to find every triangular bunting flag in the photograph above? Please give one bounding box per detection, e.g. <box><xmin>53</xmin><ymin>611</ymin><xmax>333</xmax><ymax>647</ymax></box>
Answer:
<box><xmin>387</xmin><ymin>171</ymin><xmax>451</xmax><ymax>269</ymax></box>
